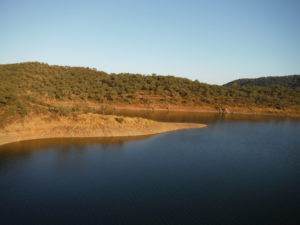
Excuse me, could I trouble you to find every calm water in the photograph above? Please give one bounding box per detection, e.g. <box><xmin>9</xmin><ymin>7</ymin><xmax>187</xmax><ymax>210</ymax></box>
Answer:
<box><xmin>0</xmin><ymin>112</ymin><xmax>300</xmax><ymax>225</ymax></box>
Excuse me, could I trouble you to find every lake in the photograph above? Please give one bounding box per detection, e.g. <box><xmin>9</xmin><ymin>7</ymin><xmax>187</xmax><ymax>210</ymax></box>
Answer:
<box><xmin>0</xmin><ymin>112</ymin><xmax>300</xmax><ymax>225</ymax></box>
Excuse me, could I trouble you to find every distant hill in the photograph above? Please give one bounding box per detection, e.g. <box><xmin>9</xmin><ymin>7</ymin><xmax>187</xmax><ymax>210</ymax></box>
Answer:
<box><xmin>224</xmin><ymin>75</ymin><xmax>300</xmax><ymax>88</ymax></box>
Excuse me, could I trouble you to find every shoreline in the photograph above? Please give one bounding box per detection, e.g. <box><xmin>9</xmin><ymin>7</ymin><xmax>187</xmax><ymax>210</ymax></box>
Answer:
<box><xmin>0</xmin><ymin>114</ymin><xmax>206</xmax><ymax>147</ymax></box>
<box><xmin>112</xmin><ymin>104</ymin><xmax>300</xmax><ymax>118</ymax></box>
<box><xmin>1</xmin><ymin>104</ymin><xmax>298</xmax><ymax>147</ymax></box>
<box><xmin>43</xmin><ymin>100</ymin><xmax>300</xmax><ymax>118</ymax></box>
<box><xmin>39</xmin><ymin>99</ymin><xmax>300</xmax><ymax>118</ymax></box>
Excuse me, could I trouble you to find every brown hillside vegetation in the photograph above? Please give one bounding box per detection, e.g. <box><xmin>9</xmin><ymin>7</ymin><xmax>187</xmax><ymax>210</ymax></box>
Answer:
<box><xmin>0</xmin><ymin>62</ymin><xmax>300</xmax><ymax>126</ymax></box>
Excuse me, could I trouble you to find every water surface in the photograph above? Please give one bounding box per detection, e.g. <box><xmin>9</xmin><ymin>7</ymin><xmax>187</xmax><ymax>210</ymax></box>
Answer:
<box><xmin>0</xmin><ymin>112</ymin><xmax>299</xmax><ymax>225</ymax></box>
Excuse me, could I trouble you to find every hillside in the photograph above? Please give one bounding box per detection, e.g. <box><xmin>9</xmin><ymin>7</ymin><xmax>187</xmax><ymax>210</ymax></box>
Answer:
<box><xmin>224</xmin><ymin>75</ymin><xmax>300</xmax><ymax>88</ymax></box>
<box><xmin>0</xmin><ymin>62</ymin><xmax>300</xmax><ymax>124</ymax></box>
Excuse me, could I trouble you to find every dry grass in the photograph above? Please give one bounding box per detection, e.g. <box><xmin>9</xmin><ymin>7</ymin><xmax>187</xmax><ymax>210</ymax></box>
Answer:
<box><xmin>0</xmin><ymin>113</ymin><xmax>206</xmax><ymax>146</ymax></box>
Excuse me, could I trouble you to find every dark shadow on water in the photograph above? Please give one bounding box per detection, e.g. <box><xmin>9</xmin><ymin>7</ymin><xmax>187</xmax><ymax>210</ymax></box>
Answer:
<box><xmin>0</xmin><ymin>135</ymin><xmax>153</xmax><ymax>158</ymax></box>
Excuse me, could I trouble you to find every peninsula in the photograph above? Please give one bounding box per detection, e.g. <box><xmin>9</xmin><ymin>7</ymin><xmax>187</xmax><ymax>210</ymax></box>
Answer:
<box><xmin>0</xmin><ymin>113</ymin><xmax>206</xmax><ymax>146</ymax></box>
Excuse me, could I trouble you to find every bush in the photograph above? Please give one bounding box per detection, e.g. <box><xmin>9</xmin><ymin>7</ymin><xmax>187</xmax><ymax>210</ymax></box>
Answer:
<box><xmin>49</xmin><ymin>106</ymin><xmax>71</xmax><ymax>116</ymax></box>
<box><xmin>115</xmin><ymin>117</ymin><xmax>124</xmax><ymax>123</ymax></box>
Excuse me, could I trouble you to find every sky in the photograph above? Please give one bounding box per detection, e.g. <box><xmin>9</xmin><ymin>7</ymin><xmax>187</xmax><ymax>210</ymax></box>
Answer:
<box><xmin>1</xmin><ymin>0</ymin><xmax>300</xmax><ymax>85</ymax></box>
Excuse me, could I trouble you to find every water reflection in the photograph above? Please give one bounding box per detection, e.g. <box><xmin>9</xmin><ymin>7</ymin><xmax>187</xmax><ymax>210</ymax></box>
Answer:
<box><xmin>0</xmin><ymin>135</ymin><xmax>153</xmax><ymax>158</ymax></box>
<box><xmin>113</xmin><ymin>110</ymin><xmax>299</xmax><ymax>123</ymax></box>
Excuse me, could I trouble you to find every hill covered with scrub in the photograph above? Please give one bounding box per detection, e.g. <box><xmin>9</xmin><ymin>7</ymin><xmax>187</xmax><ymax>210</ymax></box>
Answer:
<box><xmin>0</xmin><ymin>62</ymin><xmax>300</xmax><ymax>125</ymax></box>
<box><xmin>224</xmin><ymin>75</ymin><xmax>300</xmax><ymax>88</ymax></box>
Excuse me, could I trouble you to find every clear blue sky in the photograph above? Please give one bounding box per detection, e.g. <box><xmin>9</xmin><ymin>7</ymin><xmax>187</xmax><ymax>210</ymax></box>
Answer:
<box><xmin>1</xmin><ymin>0</ymin><xmax>300</xmax><ymax>84</ymax></box>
